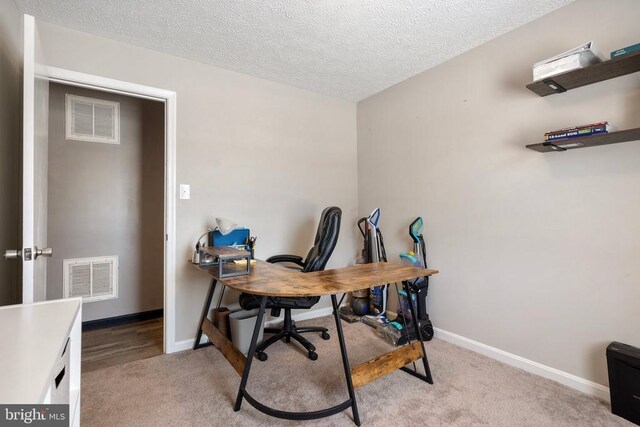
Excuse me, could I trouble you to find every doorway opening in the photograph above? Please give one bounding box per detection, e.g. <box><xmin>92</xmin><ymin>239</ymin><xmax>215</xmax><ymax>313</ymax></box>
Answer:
<box><xmin>45</xmin><ymin>82</ymin><xmax>166</xmax><ymax>370</ymax></box>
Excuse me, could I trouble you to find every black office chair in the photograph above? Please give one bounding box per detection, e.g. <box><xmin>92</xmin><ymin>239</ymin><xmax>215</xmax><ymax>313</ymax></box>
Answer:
<box><xmin>239</xmin><ymin>206</ymin><xmax>342</xmax><ymax>361</ymax></box>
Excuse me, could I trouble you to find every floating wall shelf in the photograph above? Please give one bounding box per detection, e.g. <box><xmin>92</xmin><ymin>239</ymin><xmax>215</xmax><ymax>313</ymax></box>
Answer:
<box><xmin>526</xmin><ymin>51</ymin><xmax>640</xmax><ymax>97</ymax></box>
<box><xmin>526</xmin><ymin>128</ymin><xmax>640</xmax><ymax>153</ymax></box>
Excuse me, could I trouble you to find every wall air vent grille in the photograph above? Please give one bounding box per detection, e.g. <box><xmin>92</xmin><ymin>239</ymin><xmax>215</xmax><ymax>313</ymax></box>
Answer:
<box><xmin>63</xmin><ymin>256</ymin><xmax>118</xmax><ymax>303</ymax></box>
<box><xmin>66</xmin><ymin>94</ymin><xmax>120</xmax><ymax>144</ymax></box>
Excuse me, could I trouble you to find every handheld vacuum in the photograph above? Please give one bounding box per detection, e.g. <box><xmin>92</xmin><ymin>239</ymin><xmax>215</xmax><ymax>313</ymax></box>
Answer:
<box><xmin>351</xmin><ymin>208</ymin><xmax>389</xmax><ymax>317</ymax></box>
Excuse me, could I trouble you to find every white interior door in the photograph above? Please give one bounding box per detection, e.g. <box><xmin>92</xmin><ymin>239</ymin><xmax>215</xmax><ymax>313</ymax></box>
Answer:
<box><xmin>22</xmin><ymin>14</ymin><xmax>50</xmax><ymax>303</ymax></box>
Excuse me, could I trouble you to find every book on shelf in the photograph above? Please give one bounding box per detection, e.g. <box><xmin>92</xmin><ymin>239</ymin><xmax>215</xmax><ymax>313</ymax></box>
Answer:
<box><xmin>545</xmin><ymin>126</ymin><xmax>607</xmax><ymax>141</ymax></box>
<box><xmin>545</xmin><ymin>121</ymin><xmax>609</xmax><ymax>135</ymax></box>
<box><xmin>610</xmin><ymin>42</ymin><xmax>640</xmax><ymax>59</ymax></box>
<box><xmin>532</xmin><ymin>41</ymin><xmax>604</xmax><ymax>81</ymax></box>
<box><xmin>544</xmin><ymin>122</ymin><xmax>615</xmax><ymax>141</ymax></box>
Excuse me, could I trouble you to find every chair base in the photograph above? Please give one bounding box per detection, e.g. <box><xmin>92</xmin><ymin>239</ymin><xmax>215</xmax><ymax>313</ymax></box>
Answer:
<box><xmin>256</xmin><ymin>309</ymin><xmax>330</xmax><ymax>361</ymax></box>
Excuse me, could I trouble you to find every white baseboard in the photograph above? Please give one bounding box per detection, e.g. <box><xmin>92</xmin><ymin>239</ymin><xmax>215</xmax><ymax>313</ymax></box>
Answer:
<box><xmin>174</xmin><ymin>336</ymin><xmax>207</xmax><ymax>352</ymax></box>
<box><xmin>173</xmin><ymin>306</ymin><xmax>335</xmax><ymax>353</ymax></box>
<box><xmin>433</xmin><ymin>327</ymin><xmax>610</xmax><ymax>402</ymax></box>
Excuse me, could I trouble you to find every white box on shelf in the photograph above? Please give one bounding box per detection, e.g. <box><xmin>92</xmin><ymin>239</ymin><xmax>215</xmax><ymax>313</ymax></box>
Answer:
<box><xmin>533</xmin><ymin>41</ymin><xmax>605</xmax><ymax>81</ymax></box>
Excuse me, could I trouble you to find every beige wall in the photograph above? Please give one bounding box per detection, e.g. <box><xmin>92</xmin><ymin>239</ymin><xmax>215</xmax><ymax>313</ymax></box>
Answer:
<box><xmin>36</xmin><ymin>21</ymin><xmax>359</xmax><ymax>342</ymax></box>
<box><xmin>0</xmin><ymin>0</ymin><xmax>22</xmax><ymax>306</ymax></box>
<box><xmin>47</xmin><ymin>83</ymin><xmax>165</xmax><ymax>321</ymax></box>
<box><xmin>358</xmin><ymin>0</ymin><xmax>640</xmax><ymax>387</ymax></box>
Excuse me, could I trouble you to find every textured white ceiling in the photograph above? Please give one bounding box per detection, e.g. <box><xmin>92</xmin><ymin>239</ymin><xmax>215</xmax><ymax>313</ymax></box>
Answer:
<box><xmin>16</xmin><ymin>0</ymin><xmax>574</xmax><ymax>101</ymax></box>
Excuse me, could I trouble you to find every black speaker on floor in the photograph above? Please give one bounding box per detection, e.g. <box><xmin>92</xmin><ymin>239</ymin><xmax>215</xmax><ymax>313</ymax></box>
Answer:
<box><xmin>607</xmin><ymin>341</ymin><xmax>640</xmax><ymax>425</ymax></box>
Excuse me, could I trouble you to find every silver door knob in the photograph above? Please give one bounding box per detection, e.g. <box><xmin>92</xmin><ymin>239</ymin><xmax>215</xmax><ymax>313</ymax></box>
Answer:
<box><xmin>4</xmin><ymin>249</ymin><xmax>22</xmax><ymax>260</ymax></box>
<box><xmin>35</xmin><ymin>247</ymin><xmax>53</xmax><ymax>258</ymax></box>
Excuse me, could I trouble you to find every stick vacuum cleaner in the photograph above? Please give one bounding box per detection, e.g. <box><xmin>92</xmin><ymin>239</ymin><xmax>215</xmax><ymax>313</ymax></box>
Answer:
<box><xmin>397</xmin><ymin>217</ymin><xmax>434</xmax><ymax>341</ymax></box>
<box><xmin>351</xmin><ymin>208</ymin><xmax>389</xmax><ymax>317</ymax></box>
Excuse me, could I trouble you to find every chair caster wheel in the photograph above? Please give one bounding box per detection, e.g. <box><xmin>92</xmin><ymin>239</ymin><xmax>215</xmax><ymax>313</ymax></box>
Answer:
<box><xmin>257</xmin><ymin>352</ymin><xmax>268</xmax><ymax>361</ymax></box>
<box><xmin>321</xmin><ymin>331</ymin><xmax>330</xmax><ymax>340</ymax></box>
<box><xmin>308</xmin><ymin>351</ymin><xmax>318</xmax><ymax>361</ymax></box>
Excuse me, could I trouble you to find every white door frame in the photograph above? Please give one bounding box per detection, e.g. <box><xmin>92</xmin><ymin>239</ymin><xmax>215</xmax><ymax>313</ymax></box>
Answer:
<box><xmin>22</xmin><ymin>15</ymin><xmax>36</xmax><ymax>304</ymax></box>
<box><xmin>40</xmin><ymin>66</ymin><xmax>178</xmax><ymax>353</ymax></box>
<box><xmin>23</xmin><ymin>13</ymin><xmax>51</xmax><ymax>304</ymax></box>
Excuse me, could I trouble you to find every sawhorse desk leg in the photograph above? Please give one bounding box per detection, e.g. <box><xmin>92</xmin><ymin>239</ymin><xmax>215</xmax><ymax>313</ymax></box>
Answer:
<box><xmin>232</xmin><ymin>295</ymin><xmax>361</xmax><ymax>426</ymax></box>
<box><xmin>194</xmin><ymin>277</ymin><xmax>217</xmax><ymax>350</ymax></box>
<box><xmin>234</xmin><ymin>296</ymin><xmax>267</xmax><ymax>411</ymax></box>
<box><xmin>331</xmin><ymin>294</ymin><xmax>361</xmax><ymax>426</ymax></box>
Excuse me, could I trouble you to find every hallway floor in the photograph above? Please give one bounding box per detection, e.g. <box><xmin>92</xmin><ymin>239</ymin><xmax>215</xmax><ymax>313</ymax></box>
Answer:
<box><xmin>82</xmin><ymin>317</ymin><xmax>163</xmax><ymax>373</ymax></box>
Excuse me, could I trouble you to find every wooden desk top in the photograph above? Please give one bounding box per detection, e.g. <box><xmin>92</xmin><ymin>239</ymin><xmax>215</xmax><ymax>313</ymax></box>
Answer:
<box><xmin>206</xmin><ymin>259</ymin><xmax>438</xmax><ymax>297</ymax></box>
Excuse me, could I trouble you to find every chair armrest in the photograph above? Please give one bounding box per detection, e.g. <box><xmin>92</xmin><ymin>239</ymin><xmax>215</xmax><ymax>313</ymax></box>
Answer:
<box><xmin>266</xmin><ymin>254</ymin><xmax>305</xmax><ymax>267</ymax></box>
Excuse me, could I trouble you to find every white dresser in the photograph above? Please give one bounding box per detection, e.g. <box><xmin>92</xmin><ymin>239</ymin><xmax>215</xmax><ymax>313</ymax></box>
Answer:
<box><xmin>0</xmin><ymin>298</ymin><xmax>82</xmax><ymax>426</ymax></box>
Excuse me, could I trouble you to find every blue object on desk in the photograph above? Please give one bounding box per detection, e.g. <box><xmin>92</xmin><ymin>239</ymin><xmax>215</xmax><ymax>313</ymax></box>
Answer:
<box><xmin>209</xmin><ymin>228</ymin><xmax>250</xmax><ymax>247</ymax></box>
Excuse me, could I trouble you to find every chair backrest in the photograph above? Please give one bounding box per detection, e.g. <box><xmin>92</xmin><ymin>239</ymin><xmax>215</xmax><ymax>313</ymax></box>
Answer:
<box><xmin>302</xmin><ymin>207</ymin><xmax>342</xmax><ymax>273</ymax></box>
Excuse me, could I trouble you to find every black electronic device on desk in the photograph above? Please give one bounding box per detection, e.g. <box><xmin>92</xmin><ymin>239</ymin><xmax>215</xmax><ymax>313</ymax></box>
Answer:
<box><xmin>199</xmin><ymin>246</ymin><xmax>252</xmax><ymax>278</ymax></box>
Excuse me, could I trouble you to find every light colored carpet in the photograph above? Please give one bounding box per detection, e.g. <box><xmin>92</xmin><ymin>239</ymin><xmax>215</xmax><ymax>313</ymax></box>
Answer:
<box><xmin>81</xmin><ymin>316</ymin><xmax>630</xmax><ymax>426</ymax></box>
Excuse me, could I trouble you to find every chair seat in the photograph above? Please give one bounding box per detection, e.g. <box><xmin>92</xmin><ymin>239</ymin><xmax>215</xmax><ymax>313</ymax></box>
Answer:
<box><xmin>239</xmin><ymin>293</ymin><xmax>319</xmax><ymax>311</ymax></box>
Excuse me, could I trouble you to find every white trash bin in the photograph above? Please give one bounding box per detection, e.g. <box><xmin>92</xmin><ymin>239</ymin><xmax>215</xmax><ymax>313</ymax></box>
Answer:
<box><xmin>229</xmin><ymin>309</ymin><xmax>265</xmax><ymax>355</ymax></box>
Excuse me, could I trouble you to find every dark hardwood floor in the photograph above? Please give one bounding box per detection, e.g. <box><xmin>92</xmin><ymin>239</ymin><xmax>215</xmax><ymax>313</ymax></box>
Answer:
<box><xmin>82</xmin><ymin>317</ymin><xmax>163</xmax><ymax>373</ymax></box>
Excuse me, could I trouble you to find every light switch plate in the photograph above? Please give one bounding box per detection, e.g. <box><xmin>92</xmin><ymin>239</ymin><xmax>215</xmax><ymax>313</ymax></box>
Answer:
<box><xmin>179</xmin><ymin>184</ymin><xmax>190</xmax><ymax>200</ymax></box>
